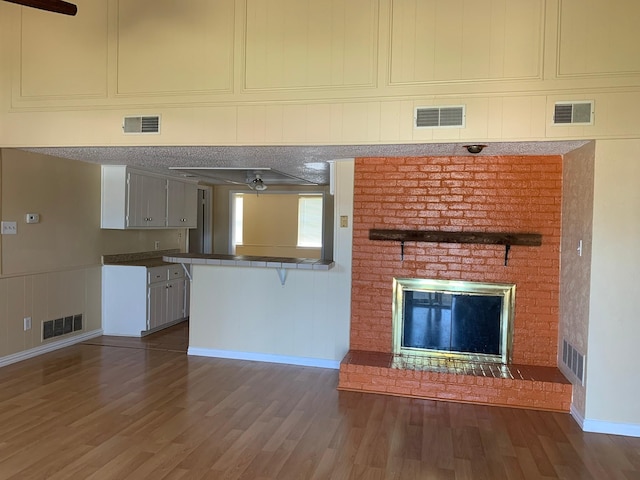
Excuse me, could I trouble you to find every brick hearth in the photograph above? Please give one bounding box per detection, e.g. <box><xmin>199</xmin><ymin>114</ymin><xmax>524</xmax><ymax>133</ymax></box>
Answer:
<box><xmin>338</xmin><ymin>155</ymin><xmax>571</xmax><ymax>411</ymax></box>
<box><xmin>339</xmin><ymin>351</ymin><xmax>571</xmax><ymax>411</ymax></box>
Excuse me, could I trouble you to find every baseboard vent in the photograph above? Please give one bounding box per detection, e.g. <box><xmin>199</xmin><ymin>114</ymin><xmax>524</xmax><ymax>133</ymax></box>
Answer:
<box><xmin>123</xmin><ymin>115</ymin><xmax>161</xmax><ymax>134</ymax></box>
<box><xmin>562</xmin><ymin>339</ymin><xmax>585</xmax><ymax>385</ymax></box>
<box><xmin>43</xmin><ymin>314</ymin><xmax>83</xmax><ymax>341</ymax></box>
<box><xmin>414</xmin><ymin>106</ymin><xmax>465</xmax><ymax>128</ymax></box>
<box><xmin>553</xmin><ymin>101</ymin><xmax>593</xmax><ymax>125</ymax></box>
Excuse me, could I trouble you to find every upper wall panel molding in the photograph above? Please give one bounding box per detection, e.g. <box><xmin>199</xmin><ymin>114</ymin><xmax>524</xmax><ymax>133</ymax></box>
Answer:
<box><xmin>242</xmin><ymin>0</ymin><xmax>379</xmax><ymax>91</ymax></box>
<box><xmin>17</xmin><ymin>0</ymin><xmax>109</xmax><ymax>100</ymax></box>
<box><xmin>388</xmin><ymin>0</ymin><xmax>545</xmax><ymax>86</ymax></box>
<box><xmin>115</xmin><ymin>0</ymin><xmax>235</xmax><ymax>96</ymax></box>
<box><xmin>556</xmin><ymin>0</ymin><xmax>640</xmax><ymax>77</ymax></box>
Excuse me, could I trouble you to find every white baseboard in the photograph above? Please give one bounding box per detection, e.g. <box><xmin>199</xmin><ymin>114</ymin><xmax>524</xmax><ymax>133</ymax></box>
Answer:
<box><xmin>571</xmin><ymin>403</ymin><xmax>640</xmax><ymax>437</ymax></box>
<box><xmin>570</xmin><ymin>404</ymin><xmax>586</xmax><ymax>428</ymax></box>
<box><xmin>0</xmin><ymin>330</ymin><xmax>103</xmax><ymax>369</ymax></box>
<box><xmin>187</xmin><ymin>347</ymin><xmax>340</xmax><ymax>370</ymax></box>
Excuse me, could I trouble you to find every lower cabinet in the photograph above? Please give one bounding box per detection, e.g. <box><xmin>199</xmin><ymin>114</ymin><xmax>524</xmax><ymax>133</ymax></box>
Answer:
<box><xmin>102</xmin><ymin>264</ymin><xmax>188</xmax><ymax>336</ymax></box>
<box><xmin>147</xmin><ymin>266</ymin><xmax>187</xmax><ymax>330</ymax></box>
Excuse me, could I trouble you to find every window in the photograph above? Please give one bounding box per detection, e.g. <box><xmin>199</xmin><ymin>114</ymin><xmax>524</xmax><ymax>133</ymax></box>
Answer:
<box><xmin>297</xmin><ymin>194</ymin><xmax>323</xmax><ymax>248</ymax></box>
<box><xmin>229</xmin><ymin>191</ymin><xmax>328</xmax><ymax>258</ymax></box>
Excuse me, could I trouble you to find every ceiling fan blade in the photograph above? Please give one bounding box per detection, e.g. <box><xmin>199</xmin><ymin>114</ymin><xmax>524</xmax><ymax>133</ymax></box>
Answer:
<box><xmin>4</xmin><ymin>0</ymin><xmax>77</xmax><ymax>16</ymax></box>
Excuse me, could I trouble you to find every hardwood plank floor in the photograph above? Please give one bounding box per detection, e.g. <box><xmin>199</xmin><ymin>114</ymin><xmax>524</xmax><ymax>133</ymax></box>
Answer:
<box><xmin>0</xmin><ymin>326</ymin><xmax>638</xmax><ymax>479</ymax></box>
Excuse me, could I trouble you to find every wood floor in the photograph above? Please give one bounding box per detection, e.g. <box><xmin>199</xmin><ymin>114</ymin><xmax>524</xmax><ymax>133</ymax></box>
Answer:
<box><xmin>0</xmin><ymin>325</ymin><xmax>638</xmax><ymax>479</ymax></box>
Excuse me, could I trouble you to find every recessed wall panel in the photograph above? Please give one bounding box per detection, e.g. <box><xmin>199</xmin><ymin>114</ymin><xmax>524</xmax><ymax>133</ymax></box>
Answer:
<box><xmin>244</xmin><ymin>0</ymin><xmax>378</xmax><ymax>90</ymax></box>
<box><xmin>116</xmin><ymin>0</ymin><xmax>234</xmax><ymax>94</ymax></box>
<box><xmin>558</xmin><ymin>0</ymin><xmax>640</xmax><ymax>76</ymax></box>
<box><xmin>19</xmin><ymin>0</ymin><xmax>108</xmax><ymax>98</ymax></box>
<box><xmin>390</xmin><ymin>0</ymin><xmax>543</xmax><ymax>84</ymax></box>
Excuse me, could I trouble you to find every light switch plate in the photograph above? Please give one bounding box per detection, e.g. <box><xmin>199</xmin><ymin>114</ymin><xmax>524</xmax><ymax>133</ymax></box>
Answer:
<box><xmin>1</xmin><ymin>221</ymin><xmax>17</xmax><ymax>235</ymax></box>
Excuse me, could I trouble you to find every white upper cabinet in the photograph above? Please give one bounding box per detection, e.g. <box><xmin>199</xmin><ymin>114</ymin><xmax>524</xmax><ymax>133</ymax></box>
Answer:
<box><xmin>127</xmin><ymin>172</ymin><xmax>167</xmax><ymax>228</ymax></box>
<box><xmin>166</xmin><ymin>179</ymin><xmax>198</xmax><ymax>228</ymax></box>
<box><xmin>101</xmin><ymin>166</ymin><xmax>197</xmax><ymax>229</ymax></box>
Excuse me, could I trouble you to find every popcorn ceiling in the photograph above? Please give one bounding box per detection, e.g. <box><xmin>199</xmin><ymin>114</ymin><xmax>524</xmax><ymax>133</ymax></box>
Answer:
<box><xmin>22</xmin><ymin>141</ymin><xmax>589</xmax><ymax>186</ymax></box>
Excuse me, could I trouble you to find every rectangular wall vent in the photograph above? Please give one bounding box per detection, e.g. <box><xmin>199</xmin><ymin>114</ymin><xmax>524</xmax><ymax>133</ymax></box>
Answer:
<box><xmin>415</xmin><ymin>106</ymin><xmax>465</xmax><ymax>128</ymax></box>
<box><xmin>562</xmin><ymin>339</ymin><xmax>585</xmax><ymax>385</ymax></box>
<box><xmin>123</xmin><ymin>116</ymin><xmax>161</xmax><ymax>134</ymax></box>
<box><xmin>43</xmin><ymin>314</ymin><xmax>83</xmax><ymax>340</ymax></box>
<box><xmin>553</xmin><ymin>102</ymin><xmax>593</xmax><ymax>124</ymax></box>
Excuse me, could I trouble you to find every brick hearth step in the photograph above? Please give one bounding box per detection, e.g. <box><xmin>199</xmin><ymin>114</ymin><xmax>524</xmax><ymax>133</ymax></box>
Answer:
<box><xmin>338</xmin><ymin>350</ymin><xmax>572</xmax><ymax>412</ymax></box>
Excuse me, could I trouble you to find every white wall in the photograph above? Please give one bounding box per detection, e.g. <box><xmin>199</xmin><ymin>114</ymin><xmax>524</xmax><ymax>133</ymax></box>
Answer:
<box><xmin>189</xmin><ymin>161</ymin><xmax>354</xmax><ymax>366</ymax></box>
<box><xmin>3</xmin><ymin>1</ymin><xmax>640</xmax><ymax>147</ymax></box>
<box><xmin>585</xmin><ymin>140</ymin><xmax>640</xmax><ymax>435</ymax></box>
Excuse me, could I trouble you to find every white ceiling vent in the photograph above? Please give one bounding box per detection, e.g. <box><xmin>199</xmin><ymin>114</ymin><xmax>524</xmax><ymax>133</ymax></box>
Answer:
<box><xmin>123</xmin><ymin>115</ymin><xmax>161</xmax><ymax>134</ymax></box>
<box><xmin>415</xmin><ymin>106</ymin><xmax>465</xmax><ymax>128</ymax></box>
<box><xmin>553</xmin><ymin>102</ymin><xmax>593</xmax><ymax>125</ymax></box>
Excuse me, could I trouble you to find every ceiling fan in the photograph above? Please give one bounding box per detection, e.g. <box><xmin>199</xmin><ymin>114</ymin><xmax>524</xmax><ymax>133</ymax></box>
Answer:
<box><xmin>247</xmin><ymin>174</ymin><xmax>268</xmax><ymax>192</ymax></box>
<box><xmin>3</xmin><ymin>0</ymin><xmax>77</xmax><ymax>16</ymax></box>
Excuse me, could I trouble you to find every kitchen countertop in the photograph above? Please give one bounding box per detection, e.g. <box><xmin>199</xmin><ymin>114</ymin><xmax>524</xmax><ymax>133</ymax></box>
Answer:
<box><xmin>102</xmin><ymin>249</ymin><xmax>180</xmax><ymax>268</ymax></box>
<box><xmin>163</xmin><ymin>253</ymin><xmax>335</xmax><ymax>271</ymax></box>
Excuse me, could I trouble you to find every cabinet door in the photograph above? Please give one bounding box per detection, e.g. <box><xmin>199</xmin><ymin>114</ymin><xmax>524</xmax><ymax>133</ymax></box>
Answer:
<box><xmin>127</xmin><ymin>172</ymin><xmax>147</xmax><ymax>227</ymax></box>
<box><xmin>166</xmin><ymin>278</ymin><xmax>186</xmax><ymax>324</ymax></box>
<box><xmin>148</xmin><ymin>282</ymin><xmax>167</xmax><ymax>330</ymax></box>
<box><xmin>145</xmin><ymin>175</ymin><xmax>167</xmax><ymax>227</ymax></box>
<box><xmin>167</xmin><ymin>180</ymin><xmax>198</xmax><ymax>228</ymax></box>
<box><xmin>127</xmin><ymin>173</ymin><xmax>167</xmax><ymax>228</ymax></box>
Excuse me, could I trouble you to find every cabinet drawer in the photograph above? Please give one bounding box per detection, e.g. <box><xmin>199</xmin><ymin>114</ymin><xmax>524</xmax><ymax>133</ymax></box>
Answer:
<box><xmin>168</xmin><ymin>265</ymin><xmax>184</xmax><ymax>280</ymax></box>
<box><xmin>148</xmin><ymin>266</ymin><xmax>167</xmax><ymax>284</ymax></box>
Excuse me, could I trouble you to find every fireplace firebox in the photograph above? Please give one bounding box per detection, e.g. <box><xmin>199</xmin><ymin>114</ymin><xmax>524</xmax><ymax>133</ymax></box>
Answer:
<box><xmin>392</xmin><ymin>278</ymin><xmax>516</xmax><ymax>364</ymax></box>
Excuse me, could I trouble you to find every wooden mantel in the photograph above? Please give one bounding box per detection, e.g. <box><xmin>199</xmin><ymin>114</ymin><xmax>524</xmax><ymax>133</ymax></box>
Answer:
<box><xmin>369</xmin><ymin>229</ymin><xmax>542</xmax><ymax>246</ymax></box>
<box><xmin>368</xmin><ymin>229</ymin><xmax>542</xmax><ymax>265</ymax></box>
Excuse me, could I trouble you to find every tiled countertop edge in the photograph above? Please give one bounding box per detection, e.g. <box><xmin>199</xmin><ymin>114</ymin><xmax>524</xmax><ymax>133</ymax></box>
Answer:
<box><xmin>103</xmin><ymin>249</ymin><xmax>180</xmax><ymax>265</ymax></box>
<box><xmin>163</xmin><ymin>254</ymin><xmax>335</xmax><ymax>271</ymax></box>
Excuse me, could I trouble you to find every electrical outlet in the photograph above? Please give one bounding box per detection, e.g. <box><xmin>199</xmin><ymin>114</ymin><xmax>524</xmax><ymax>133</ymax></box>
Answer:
<box><xmin>154</xmin><ymin>240</ymin><xmax>160</xmax><ymax>250</ymax></box>
<box><xmin>340</xmin><ymin>216</ymin><xmax>349</xmax><ymax>228</ymax></box>
<box><xmin>1</xmin><ymin>221</ymin><xmax>17</xmax><ymax>235</ymax></box>
<box><xmin>24</xmin><ymin>317</ymin><xmax>32</xmax><ymax>331</ymax></box>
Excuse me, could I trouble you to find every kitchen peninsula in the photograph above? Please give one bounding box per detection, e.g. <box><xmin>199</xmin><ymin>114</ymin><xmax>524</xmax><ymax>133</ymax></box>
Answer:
<box><xmin>164</xmin><ymin>253</ymin><xmax>347</xmax><ymax>369</ymax></box>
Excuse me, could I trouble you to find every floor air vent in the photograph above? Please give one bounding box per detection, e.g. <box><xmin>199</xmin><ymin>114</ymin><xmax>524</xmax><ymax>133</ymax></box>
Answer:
<box><xmin>43</xmin><ymin>314</ymin><xmax>83</xmax><ymax>340</ymax></box>
<box><xmin>553</xmin><ymin>102</ymin><xmax>593</xmax><ymax>124</ymax></box>
<box><xmin>123</xmin><ymin>115</ymin><xmax>161</xmax><ymax>134</ymax></box>
<box><xmin>415</xmin><ymin>106</ymin><xmax>465</xmax><ymax>128</ymax></box>
<box><xmin>562</xmin><ymin>339</ymin><xmax>585</xmax><ymax>385</ymax></box>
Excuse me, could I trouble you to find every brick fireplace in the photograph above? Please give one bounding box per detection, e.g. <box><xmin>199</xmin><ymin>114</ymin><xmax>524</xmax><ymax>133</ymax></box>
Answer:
<box><xmin>338</xmin><ymin>155</ymin><xmax>572</xmax><ymax>411</ymax></box>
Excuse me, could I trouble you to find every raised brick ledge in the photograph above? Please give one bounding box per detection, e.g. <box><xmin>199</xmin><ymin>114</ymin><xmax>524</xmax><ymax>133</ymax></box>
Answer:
<box><xmin>338</xmin><ymin>350</ymin><xmax>572</xmax><ymax>412</ymax></box>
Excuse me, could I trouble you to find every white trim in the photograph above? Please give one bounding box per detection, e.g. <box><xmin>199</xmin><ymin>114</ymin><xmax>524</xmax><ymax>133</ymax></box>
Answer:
<box><xmin>570</xmin><ymin>403</ymin><xmax>586</xmax><ymax>428</ymax></box>
<box><xmin>187</xmin><ymin>347</ymin><xmax>340</xmax><ymax>370</ymax></box>
<box><xmin>0</xmin><ymin>330</ymin><xmax>103</xmax><ymax>368</ymax></box>
<box><xmin>571</xmin><ymin>404</ymin><xmax>640</xmax><ymax>437</ymax></box>
<box><xmin>582</xmin><ymin>419</ymin><xmax>640</xmax><ymax>438</ymax></box>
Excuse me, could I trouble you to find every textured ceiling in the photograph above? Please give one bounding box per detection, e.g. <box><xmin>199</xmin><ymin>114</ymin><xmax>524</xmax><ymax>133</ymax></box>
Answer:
<box><xmin>23</xmin><ymin>140</ymin><xmax>589</xmax><ymax>185</ymax></box>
